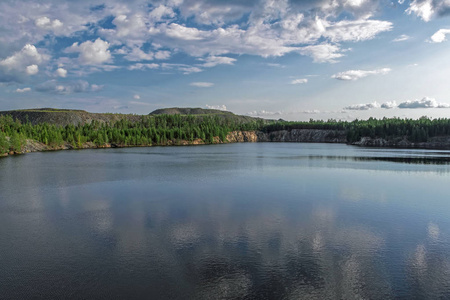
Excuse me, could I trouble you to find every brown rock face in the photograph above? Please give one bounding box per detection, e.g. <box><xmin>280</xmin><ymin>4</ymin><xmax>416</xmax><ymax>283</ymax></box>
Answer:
<box><xmin>226</xmin><ymin>129</ymin><xmax>346</xmax><ymax>144</ymax></box>
<box><xmin>226</xmin><ymin>131</ymin><xmax>260</xmax><ymax>143</ymax></box>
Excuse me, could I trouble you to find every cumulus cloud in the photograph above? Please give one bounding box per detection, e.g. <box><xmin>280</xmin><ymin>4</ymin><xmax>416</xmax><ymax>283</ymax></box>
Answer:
<box><xmin>332</xmin><ymin>68</ymin><xmax>391</xmax><ymax>80</ymax></box>
<box><xmin>26</xmin><ymin>64</ymin><xmax>39</xmax><ymax>75</ymax></box>
<box><xmin>205</xmin><ymin>104</ymin><xmax>227</xmax><ymax>111</ymax></box>
<box><xmin>36</xmin><ymin>80</ymin><xmax>104</xmax><ymax>94</ymax></box>
<box><xmin>56</xmin><ymin>67</ymin><xmax>67</xmax><ymax>77</ymax></box>
<box><xmin>344</xmin><ymin>98</ymin><xmax>450</xmax><ymax>110</ymax></box>
<box><xmin>291</xmin><ymin>78</ymin><xmax>308</xmax><ymax>84</ymax></box>
<box><xmin>15</xmin><ymin>87</ymin><xmax>31</xmax><ymax>93</ymax></box>
<box><xmin>198</xmin><ymin>56</ymin><xmax>236</xmax><ymax>68</ymax></box>
<box><xmin>392</xmin><ymin>34</ymin><xmax>411</xmax><ymax>42</ymax></box>
<box><xmin>0</xmin><ymin>44</ymin><xmax>46</xmax><ymax>82</ymax></box>
<box><xmin>0</xmin><ymin>44</ymin><xmax>44</xmax><ymax>72</ymax></box>
<box><xmin>430</xmin><ymin>29</ymin><xmax>450</xmax><ymax>43</ymax></box>
<box><xmin>190</xmin><ymin>82</ymin><xmax>214</xmax><ymax>87</ymax></box>
<box><xmin>0</xmin><ymin>0</ymin><xmax>398</xmax><ymax>87</ymax></box>
<box><xmin>35</xmin><ymin>16</ymin><xmax>63</xmax><ymax>31</ymax></box>
<box><xmin>66</xmin><ymin>38</ymin><xmax>111</xmax><ymax>65</ymax></box>
<box><xmin>344</xmin><ymin>101</ymin><xmax>381</xmax><ymax>110</ymax></box>
<box><xmin>406</xmin><ymin>0</ymin><xmax>450</xmax><ymax>22</ymax></box>
<box><xmin>381</xmin><ymin>101</ymin><xmax>398</xmax><ymax>109</ymax></box>
<box><xmin>398</xmin><ymin>97</ymin><xmax>450</xmax><ymax>108</ymax></box>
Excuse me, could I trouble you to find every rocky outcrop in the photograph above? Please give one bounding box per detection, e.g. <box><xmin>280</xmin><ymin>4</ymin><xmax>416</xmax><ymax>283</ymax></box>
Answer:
<box><xmin>263</xmin><ymin>129</ymin><xmax>346</xmax><ymax>143</ymax></box>
<box><xmin>226</xmin><ymin>129</ymin><xmax>346</xmax><ymax>143</ymax></box>
<box><xmin>352</xmin><ymin>136</ymin><xmax>450</xmax><ymax>149</ymax></box>
<box><xmin>226</xmin><ymin>131</ymin><xmax>261</xmax><ymax>143</ymax></box>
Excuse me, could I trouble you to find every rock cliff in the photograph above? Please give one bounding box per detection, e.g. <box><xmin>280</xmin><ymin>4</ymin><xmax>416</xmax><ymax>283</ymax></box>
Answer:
<box><xmin>352</xmin><ymin>136</ymin><xmax>450</xmax><ymax>149</ymax></box>
<box><xmin>226</xmin><ymin>129</ymin><xmax>346</xmax><ymax>143</ymax></box>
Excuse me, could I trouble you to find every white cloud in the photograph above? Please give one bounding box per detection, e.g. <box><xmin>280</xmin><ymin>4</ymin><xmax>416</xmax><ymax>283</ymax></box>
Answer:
<box><xmin>247</xmin><ymin>110</ymin><xmax>282</xmax><ymax>116</ymax></box>
<box><xmin>198</xmin><ymin>56</ymin><xmax>236</xmax><ymax>68</ymax></box>
<box><xmin>35</xmin><ymin>16</ymin><xmax>63</xmax><ymax>31</ymax></box>
<box><xmin>406</xmin><ymin>0</ymin><xmax>450</xmax><ymax>21</ymax></box>
<box><xmin>324</xmin><ymin>19</ymin><xmax>392</xmax><ymax>42</ymax></box>
<box><xmin>133</xmin><ymin>94</ymin><xmax>140</xmax><ymax>99</ymax></box>
<box><xmin>392</xmin><ymin>34</ymin><xmax>411</xmax><ymax>42</ymax></box>
<box><xmin>0</xmin><ymin>44</ymin><xmax>45</xmax><ymax>72</ymax></box>
<box><xmin>56</xmin><ymin>67</ymin><xmax>67</xmax><ymax>77</ymax></box>
<box><xmin>344</xmin><ymin>101</ymin><xmax>381</xmax><ymax>110</ymax></box>
<box><xmin>0</xmin><ymin>0</ymin><xmax>401</xmax><ymax>74</ymax></box>
<box><xmin>154</xmin><ymin>50</ymin><xmax>171</xmax><ymax>60</ymax></box>
<box><xmin>149</xmin><ymin>5</ymin><xmax>176</xmax><ymax>23</ymax></box>
<box><xmin>205</xmin><ymin>104</ymin><xmax>227</xmax><ymax>111</ymax></box>
<box><xmin>128</xmin><ymin>63</ymin><xmax>159</xmax><ymax>71</ymax></box>
<box><xmin>398</xmin><ymin>97</ymin><xmax>450</xmax><ymax>108</ymax></box>
<box><xmin>302</xmin><ymin>110</ymin><xmax>321</xmax><ymax>114</ymax></box>
<box><xmin>15</xmin><ymin>87</ymin><xmax>31</xmax><ymax>93</ymax></box>
<box><xmin>122</xmin><ymin>47</ymin><xmax>154</xmax><ymax>61</ymax></box>
<box><xmin>36</xmin><ymin>80</ymin><xmax>104</xmax><ymax>94</ymax></box>
<box><xmin>66</xmin><ymin>38</ymin><xmax>111</xmax><ymax>65</ymax></box>
<box><xmin>406</xmin><ymin>0</ymin><xmax>434</xmax><ymax>21</ymax></box>
<box><xmin>332</xmin><ymin>68</ymin><xmax>391</xmax><ymax>80</ymax></box>
<box><xmin>430</xmin><ymin>29</ymin><xmax>450</xmax><ymax>43</ymax></box>
<box><xmin>190</xmin><ymin>82</ymin><xmax>214</xmax><ymax>87</ymax></box>
<box><xmin>291</xmin><ymin>78</ymin><xmax>308</xmax><ymax>84</ymax></box>
<box><xmin>163</xmin><ymin>23</ymin><xmax>204</xmax><ymax>41</ymax></box>
<box><xmin>298</xmin><ymin>44</ymin><xmax>343</xmax><ymax>63</ymax></box>
<box><xmin>381</xmin><ymin>101</ymin><xmax>398</xmax><ymax>109</ymax></box>
<box><xmin>112</xmin><ymin>14</ymin><xmax>146</xmax><ymax>39</ymax></box>
<box><xmin>162</xmin><ymin>63</ymin><xmax>203</xmax><ymax>74</ymax></box>
<box><xmin>26</xmin><ymin>64</ymin><xmax>38</xmax><ymax>75</ymax></box>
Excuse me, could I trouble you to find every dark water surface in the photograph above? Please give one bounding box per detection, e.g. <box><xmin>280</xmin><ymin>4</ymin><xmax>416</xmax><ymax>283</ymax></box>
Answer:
<box><xmin>1</xmin><ymin>143</ymin><xmax>450</xmax><ymax>299</ymax></box>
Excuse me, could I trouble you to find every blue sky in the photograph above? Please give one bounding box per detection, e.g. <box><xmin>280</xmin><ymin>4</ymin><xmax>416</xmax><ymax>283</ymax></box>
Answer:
<box><xmin>0</xmin><ymin>0</ymin><xmax>449</xmax><ymax>121</ymax></box>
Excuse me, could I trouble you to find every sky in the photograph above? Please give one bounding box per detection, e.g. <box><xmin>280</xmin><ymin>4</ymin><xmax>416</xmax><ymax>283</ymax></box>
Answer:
<box><xmin>0</xmin><ymin>0</ymin><xmax>450</xmax><ymax>121</ymax></box>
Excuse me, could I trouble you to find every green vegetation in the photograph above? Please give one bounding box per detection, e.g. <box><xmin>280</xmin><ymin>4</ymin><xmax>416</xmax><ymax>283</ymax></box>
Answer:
<box><xmin>265</xmin><ymin>116</ymin><xmax>450</xmax><ymax>143</ymax></box>
<box><xmin>0</xmin><ymin>113</ymin><xmax>265</xmax><ymax>154</ymax></box>
<box><xmin>1</xmin><ymin>112</ymin><xmax>450</xmax><ymax>156</ymax></box>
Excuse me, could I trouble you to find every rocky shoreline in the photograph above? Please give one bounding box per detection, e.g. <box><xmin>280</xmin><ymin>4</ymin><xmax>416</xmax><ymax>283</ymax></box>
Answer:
<box><xmin>2</xmin><ymin>129</ymin><xmax>450</xmax><ymax>158</ymax></box>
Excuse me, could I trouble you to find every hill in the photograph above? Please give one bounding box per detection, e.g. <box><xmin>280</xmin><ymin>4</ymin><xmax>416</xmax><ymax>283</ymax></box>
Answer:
<box><xmin>149</xmin><ymin>107</ymin><xmax>266</xmax><ymax>124</ymax></box>
<box><xmin>0</xmin><ymin>107</ymin><xmax>266</xmax><ymax>126</ymax></box>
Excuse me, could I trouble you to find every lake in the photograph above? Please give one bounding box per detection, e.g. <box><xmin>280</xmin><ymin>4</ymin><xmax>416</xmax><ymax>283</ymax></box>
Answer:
<box><xmin>1</xmin><ymin>143</ymin><xmax>450</xmax><ymax>299</ymax></box>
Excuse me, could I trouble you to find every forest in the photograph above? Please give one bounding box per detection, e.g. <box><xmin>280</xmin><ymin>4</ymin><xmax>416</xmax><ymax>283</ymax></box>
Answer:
<box><xmin>0</xmin><ymin>114</ymin><xmax>264</xmax><ymax>154</ymax></box>
<box><xmin>2</xmin><ymin>113</ymin><xmax>450</xmax><ymax>155</ymax></box>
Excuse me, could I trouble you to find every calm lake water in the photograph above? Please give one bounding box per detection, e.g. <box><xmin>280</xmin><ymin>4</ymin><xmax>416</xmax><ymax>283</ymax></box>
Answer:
<box><xmin>1</xmin><ymin>143</ymin><xmax>450</xmax><ymax>299</ymax></box>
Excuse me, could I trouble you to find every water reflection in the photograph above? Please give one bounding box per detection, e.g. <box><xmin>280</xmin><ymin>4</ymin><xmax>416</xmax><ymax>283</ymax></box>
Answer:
<box><xmin>308</xmin><ymin>155</ymin><xmax>450</xmax><ymax>165</ymax></box>
<box><xmin>1</xmin><ymin>144</ymin><xmax>450</xmax><ymax>299</ymax></box>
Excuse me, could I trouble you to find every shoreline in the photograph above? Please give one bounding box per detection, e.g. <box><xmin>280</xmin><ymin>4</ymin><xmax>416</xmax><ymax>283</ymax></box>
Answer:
<box><xmin>3</xmin><ymin>129</ymin><xmax>450</xmax><ymax>158</ymax></box>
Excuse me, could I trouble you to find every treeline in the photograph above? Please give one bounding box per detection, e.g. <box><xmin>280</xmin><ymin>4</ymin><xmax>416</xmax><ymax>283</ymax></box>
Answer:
<box><xmin>262</xmin><ymin>117</ymin><xmax>450</xmax><ymax>143</ymax></box>
<box><xmin>0</xmin><ymin>114</ymin><xmax>265</xmax><ymax>154</ymax></box>
<box><xmin>2</xmin><ymin>114</ymin><xmax>450</xmax><ymax>155</ymax></box>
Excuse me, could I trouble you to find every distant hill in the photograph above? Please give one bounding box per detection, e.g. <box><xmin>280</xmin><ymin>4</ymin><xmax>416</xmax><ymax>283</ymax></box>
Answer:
<box><xmin>150</xmin><ymin>107</ymin><xmax>267</xmax><ymax>124</ymax></box>
<box><xmin>0</xmin><ymin>107</ymin><xmax>268</xmax><ymax>126</ymax></box>
<box><xmin>0</xmin><ymin>108</ymin><xmax>142</xmax><ymax>126</ymax></box>
<box><xmin>150</xmin><ymin>107</ymin><xmax>232</xmax><ymax>115</ymax></box>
